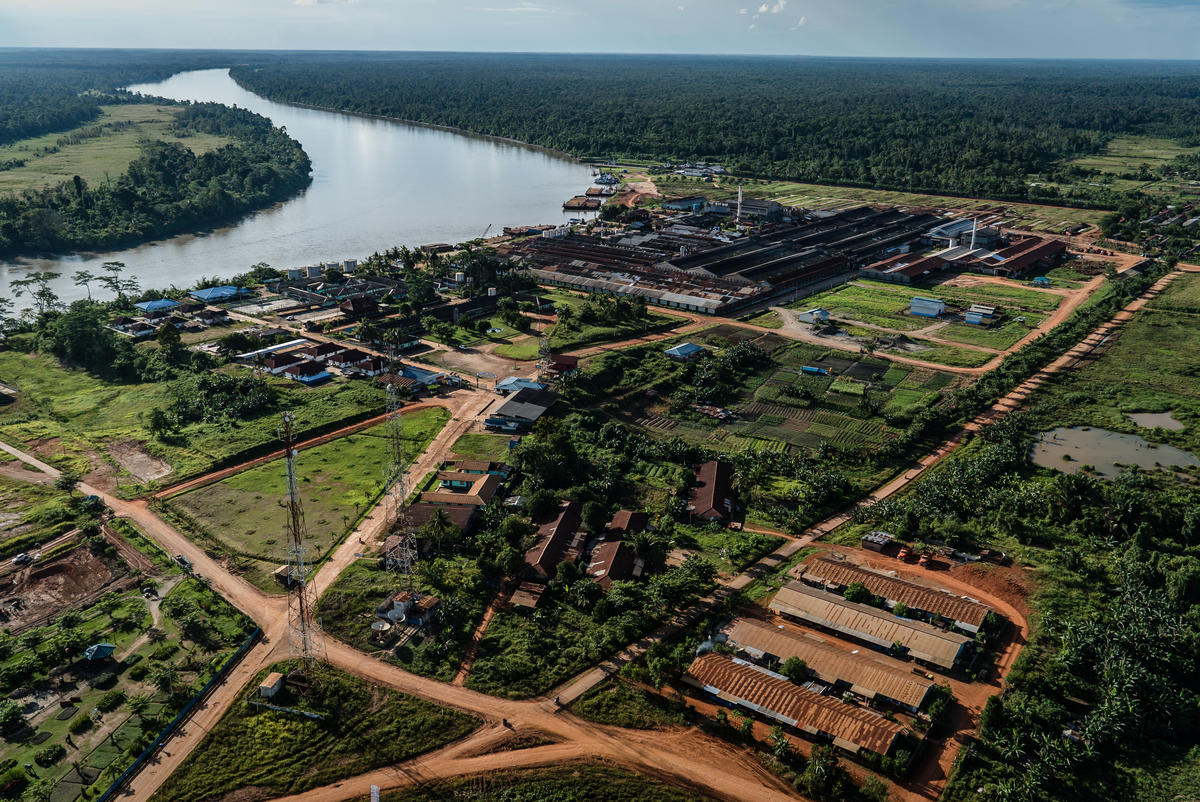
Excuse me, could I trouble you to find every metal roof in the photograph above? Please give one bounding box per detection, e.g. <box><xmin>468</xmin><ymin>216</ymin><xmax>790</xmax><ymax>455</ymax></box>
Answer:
<box><xmin>684</xmin><ymin>653</ymin><xmax>905</xmax><ymax>755</ymax></box>
<box><xmin>722</xmin><ymin>618</ymin><xmax>935</xmax><ymax>710</ymax></box>
<box><xmin>800</xmin><ymin>557</ymin><xmax>991</xmax><ymax>628</ymax></box>
<box><xmin>769</xmin><ymin>582</ymin><xmax>969</xmax><ymax>669</ymax></box>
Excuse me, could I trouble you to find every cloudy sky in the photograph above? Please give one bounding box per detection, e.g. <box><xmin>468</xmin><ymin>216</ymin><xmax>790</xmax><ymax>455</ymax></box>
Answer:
<box><xmin>1</xmin><ymin>0</ymin><xmax>1198</xmax><ymax>59</ymax></box>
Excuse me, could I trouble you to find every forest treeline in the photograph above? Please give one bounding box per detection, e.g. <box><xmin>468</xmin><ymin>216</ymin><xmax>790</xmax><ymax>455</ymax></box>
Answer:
<box><xmin>230</xmin><ymin>53</ymin><xmax>1200</xmax><ymax>204</ymax></box>
<box><xmin>0</xmin><ymin>103</ymin><xmax>311</xmax><ymax>257</ymax></box>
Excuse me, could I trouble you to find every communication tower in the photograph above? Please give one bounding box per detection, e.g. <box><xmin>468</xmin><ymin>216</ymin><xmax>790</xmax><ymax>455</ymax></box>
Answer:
<box><xmin>382</xmin><ymin>385</ymin><xmax>414</xmax><ymax>534</ymax></box>
<box><xmin>536</xmin><ymin>333</ymin><xmax>552</xmax><ymax>384</ymax></box>
<box><xmin>280</xmin><ymin>412</ymin><xmax>325</xmax><ymax>669</ymax></box>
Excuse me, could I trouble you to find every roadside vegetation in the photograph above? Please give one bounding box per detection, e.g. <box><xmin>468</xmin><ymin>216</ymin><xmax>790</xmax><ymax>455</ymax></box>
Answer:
<box><xmin>381</xmin><ymin>763</ymin><xmax>716</xmax><ymax>802</ymax></box>
<box><xmin>149</xmin><ymin>661</ymin><xmax>478</xmax><ymax>802</ymax></box>
<box><xmin>571</xmin><ymin>677</ymin><xmax>688</xmax><ymax>730</ymax></box>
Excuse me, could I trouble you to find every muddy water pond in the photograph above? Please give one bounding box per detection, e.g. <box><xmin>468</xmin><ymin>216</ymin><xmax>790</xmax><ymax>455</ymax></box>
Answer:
<box><xmin>1125</xmin><ymin>411</ymin><xmax>1186</xmax><ymax>431</ymax></box>
<box><xmin>1031</xmin><ymin>426</ymin><xmax>1199</xmax><ymax>478</ymax></box>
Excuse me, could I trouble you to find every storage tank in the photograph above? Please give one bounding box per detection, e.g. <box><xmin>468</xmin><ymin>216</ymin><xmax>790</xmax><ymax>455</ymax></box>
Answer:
<box><xmin>305</xmin><ymin>264</ymin><xmax>322</xmax><ymax>278</ymax></box>
<box><xmin>454</xmin><ymin>271</ymin><xmax>467</xmax><ymax>284</ymax></box>
<box><xmin>487</xmin><ymin>287</ymin><xmax>498</xmax><ymax>297</ymax></box>
<box><xmin>324</xmin><ymin>262</ymin><xmax>339</xmax><ymax>273</ymax></box>
<box><xmin>286</xmin><ymin>267</ymin><xmax>304</xmax><ymax>280</ymax></box>
<box><xmin>342</xmin><ymin>259</ymin><xmax>357</xmax><ymax>273</ymax></box>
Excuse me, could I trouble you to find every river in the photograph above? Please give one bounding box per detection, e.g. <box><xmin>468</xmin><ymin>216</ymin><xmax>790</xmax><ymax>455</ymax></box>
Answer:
<box><xmin>0</xmin><ymin>68</ymin><xmax>595</xmax><ymax>304</ymax></box>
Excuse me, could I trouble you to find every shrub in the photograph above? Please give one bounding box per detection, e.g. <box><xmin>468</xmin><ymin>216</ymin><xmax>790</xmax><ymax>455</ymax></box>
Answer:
<box><xmin>151</xmin><ymin>643</ymin><xmax>179</xmax><ymax>661</ymax></box>
<box><xmin>128</xmin><ymin>664</ymin><xmax>149</xmax><ymax>681</ymax></box>
<box><xmin>97</xmin><ymin>689</ymin><xmax>126</xmax><ymax>712</ymax></box>
<box><xmin>68</xmin><ymin>714</ymin><xmax>93</xmax><ymax>735</ymax></box>
<box><xmin>34</xmin><ymin>744</ymin><xmax>65</xmax><ymax>767</ymax></box>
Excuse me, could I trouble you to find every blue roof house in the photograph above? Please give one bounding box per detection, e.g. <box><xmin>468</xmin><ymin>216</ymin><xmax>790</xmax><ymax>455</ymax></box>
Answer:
<box><xmin>909</xmin><ymin>297</ymin><xmax>946</xmax><ymax>319</ymax></box>
<box><xmin>496</xmin><ymin>377</ymin><xmax>546</xmax><ymax>394</ymax></box>
<box><xmin>190</xmin><ymin>285</ymin><xmax>246</xmax><ymax>303</ymax></box>
<box><xmin>135</xmin><ymin>299</ymin><xmax>179</xmax><ymax>313</ymax></box>
<box><xmin>664</xmin><ymin>342</ymin><xmax>707</xmax><ymax>361</ymax></box>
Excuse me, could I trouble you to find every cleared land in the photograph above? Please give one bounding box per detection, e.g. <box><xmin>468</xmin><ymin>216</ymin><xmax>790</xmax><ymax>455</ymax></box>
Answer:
<box><xmin>652</xmin><ymin>174</ymin><xmax>1107</xmax><ymax>234</ymax></box>
<box><xmin>0</xmin><ymin>348</ymin><xmax>385</xmax><ymax>490</ymax></box>
<box><xmin>166</xmin><ymin>407</ymin><xmax>450</xmax><ymax>589</ymax></box>
<box><xmin>450</xmin><ymin>432</ymin><xmax>513</xmax><ymax>462</ymax></box>
<box><xmin>0</xmin><ymin>104</ymin><xmax>231</xmax><ymax>192</ymax></box>
<box><xmin>148</xmin><ymin>662</ymin><xmax>478</xmax><ymax>802</ymax></box>
<box><xmin>0</xmin><ymin>476</ymin><xmax>75</xmax><ymax>557</ymax></box>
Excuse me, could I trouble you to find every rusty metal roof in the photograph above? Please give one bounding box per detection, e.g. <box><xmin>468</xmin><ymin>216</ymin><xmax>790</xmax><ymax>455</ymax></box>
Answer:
<box><xmin>685</xmin><ymin>653</ymin><xmax>904</xmax><ymax>755</ymax></box>
<box><xmin>723</xmin><ymin>618</ymin><xmax>935</xmax><ymax>710</ymax></box>
<box><xmin>769</xmin><ymin>582</ymin><xmax>969</xmax><ymax>669</ymax></box>
<box><xmin>800</xmin><ymin>557</ymin><xmax>990</xmax><ymax>627</ymax></box>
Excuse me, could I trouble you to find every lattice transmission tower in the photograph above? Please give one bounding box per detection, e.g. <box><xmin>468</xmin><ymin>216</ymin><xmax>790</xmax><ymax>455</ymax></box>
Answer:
<box><xmin>280</xmin><ymin>411</ymin><xmax>325</xmax><ymax>669</ymax></box>
<box><xmin>381</xmin><ymin>385</ymin><xmax>418</xmax><ymax>586</ymax></box>
<box><xmin>536</xmin><ymin>333</ymin><xmax>552</xmax><ymax>384</ymax></box>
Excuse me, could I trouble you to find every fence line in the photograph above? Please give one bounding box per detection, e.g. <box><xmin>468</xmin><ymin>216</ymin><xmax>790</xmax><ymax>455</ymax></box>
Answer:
<box><xmin>95</xmin><ymin>627</ymin><xmax>262</xmax><ymax>802</ymax></box>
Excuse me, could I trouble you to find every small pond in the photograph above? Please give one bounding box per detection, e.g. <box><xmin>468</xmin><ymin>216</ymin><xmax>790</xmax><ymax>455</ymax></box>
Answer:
<box><xmin>1125</xmin><ymin>411</ymin><xmax>1185</xmax><ymax>431</ymax></box>
<box><xmin>1031</xmin><ymin>426</ymin><xmax>1199</xmax><ymax>478</ymax></box>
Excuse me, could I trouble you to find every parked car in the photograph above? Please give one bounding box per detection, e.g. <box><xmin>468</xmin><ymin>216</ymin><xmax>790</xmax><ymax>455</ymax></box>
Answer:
<box><xmin>174</xmin><ymin>554</ymin><xmax>193</xmax><ymax>571</ymax></box>
<box><xmin>10</xmin><ymin>553</ymin><xmax>32</xmax><ymax>566</ymax></box>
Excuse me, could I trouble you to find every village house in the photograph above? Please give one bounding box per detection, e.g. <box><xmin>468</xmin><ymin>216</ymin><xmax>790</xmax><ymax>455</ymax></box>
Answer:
<box><xmin>523</xmin><ymin>500</ymin><xmax>586</xmax><ymax>583</ymax></box>
<box><xmin>688</xmin><ymin>460</ymin><xmax>736</xmax><ymax>522</ymax></box>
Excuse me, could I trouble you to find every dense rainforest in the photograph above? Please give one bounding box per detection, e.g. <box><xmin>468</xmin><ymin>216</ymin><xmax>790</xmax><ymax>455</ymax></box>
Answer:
<box><xmin>0</xmin><ymin>103</ymin><xmax>311</xmax><ymax>257</ymax></box>
<box><xmin>230</xmin><ymin>53</ymin><xmax>1200</xmax><ymax>205</ymax></box>
<box><xmin>0</xmin><ymin>50</ymin><xmax>312</xmax><ymax>257</ymax></box>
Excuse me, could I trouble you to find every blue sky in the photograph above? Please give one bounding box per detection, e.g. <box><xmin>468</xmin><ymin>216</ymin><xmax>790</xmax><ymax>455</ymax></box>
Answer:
<box><xmin>1</xmin><ymin>0</ymin><xmax>1198</xmax><ymax>58</ymax></box>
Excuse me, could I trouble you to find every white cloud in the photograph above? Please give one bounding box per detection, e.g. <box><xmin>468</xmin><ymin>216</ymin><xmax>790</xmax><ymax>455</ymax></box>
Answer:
<box><xmin>748</xmin><ymin>22</ymin><xmax>756</xmax><ymax>29</ymax></box>
<box><xmin>476</xmin><ymin>1</ymin><xmax>578</xmax><ymax>13</ymax></box>
<box><xmin>738</xmin><ymin>7</ymin><xmax>747</xmax><ymax>13</ymax></box>
<box><xmin>790</xmin><ymin>14</ymin><xmax>806</xmax><ymax>28</ymax></box>
<box><xmin>293</xmin><ymin>0</ymin><xmax>359</xmax><ymax>5</ymax></box>
<box><xmin>678</xmin><ymin>3</ymin><xmax>685</xmax><ymax>9</ymax></box>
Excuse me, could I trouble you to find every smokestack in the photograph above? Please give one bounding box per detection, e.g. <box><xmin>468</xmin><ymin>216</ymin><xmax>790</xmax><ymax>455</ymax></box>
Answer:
<box><xmin>737</xmin><ymin>185</ymin><xmax>743</xmax><ymax>224</ymax></box>
<box><xmin>970</xmin><ymin>218</ymin><xmax>978</xmax><ymax>250</ymax></box>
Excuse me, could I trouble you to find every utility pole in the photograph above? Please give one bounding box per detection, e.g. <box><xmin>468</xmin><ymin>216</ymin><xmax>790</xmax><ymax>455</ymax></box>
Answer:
<box><xmin>281</xmin><ymin>412</ymin><xmax>325</xmax><ymax>670</ymax></box>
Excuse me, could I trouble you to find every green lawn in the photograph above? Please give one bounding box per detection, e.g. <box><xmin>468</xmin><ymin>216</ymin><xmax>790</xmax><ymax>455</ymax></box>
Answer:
<box><xmin>166</xmin><ymin>407</ymin><xmax>449</xmax><ymax>589</ymax></box>
<box><xmin>794</xmin><ymin>284</ymin><xmax>926</xmax><ymax>331</ymax></box>
<box><xmin>936</xmin><ymin>315</ymin><xmax>1043</xmax><ymax>350</ymax></box>
<box><xmin>0</xmin><ymin>104</ymin><xmax>232</xmax><ymax>193</ymax></box>
<box><xmin>0</xmin><ymin>349</ymin><xmax>388</xmax><ymax>489</ymax></box>
<box><xmin>883</xmin><ymin>341</ymin><xmax>993</xmax><ymax>368</ymax></box>
<box><xmin>150</xmin><ymin>662</ymin><xmax>479</xmax><ymax>802</ymax></box>
<box><xmin>858</xmin><ymin>278</ymin><xmax>1063</xmax><ymax>314</ymax></box>
<box><xmin>450</xmin><ymin>432</ymin><xmax>513</xmax><ymax>462</ymax></box>
<box><xmin>382</xmin><ymin>764</ymin><xmax>714</xmax><ymax>802</ymax></box>
<box><xmin>492</xmin><ymin>337</ymin><xmax>542</xmax><ymax>360</ymax></box>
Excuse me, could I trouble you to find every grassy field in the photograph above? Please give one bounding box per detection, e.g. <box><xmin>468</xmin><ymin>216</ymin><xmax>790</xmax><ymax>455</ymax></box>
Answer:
<box><xmin>0</xmin><ymin>348</ymin><xmax>387</xmax><ymax>491</ymax></box>
<box><xmin>1067</xmin><ymin>135</ymin><xmax>1200</xmax><ymax>177</ymax></box>
<box><xmin>382</xmin><ymin>764</ymin><xmax>715</xmax><ymax>802</ymax></box>
<box><xmin>450</xmin><ymin>432</ymin><xmax>513</xmax><ymax>462</ymax></box>
<box><xmin>422</xmin><ymin>315</ymin><xmax>528</xmax><ymax>348</ymax></box>
<box><xmin>793</xmin><ymin>284</ymin><xmax>927</xmax><ymax>331</ymax></box>
<box><xmin>0</xmin><ymin>476</ymin><xmax>75</xmax><ymax>557</ymax></box>
<box><xmin>316</xmin><ymin>557</ymin><xmax>494</xmax><ymax>682</ymax></box>
<box><xmin>1030</xmin><ymin>273</ymin><xmax>1200</xmax><ymax>456</ymax></box>
<box><xmin>652</xmin><ymin>174</ymin><xmax>1108</xmax><ymax>233</ymax></box>
<box><xmin>935</xmin><ymin>317</ymin><xmax>1042</xmax><ymax>350</ymax></box>
<box><xmin>570</xmin><ymin>678</ymin><xmax>688</xmax><ymax>730</ymax></box>
<box><xmin>166</xmin><ymin>407</ymin><xmax>449</xmax><ymax>590</ymax></box>
<box><xmin>882</xmin><ymin>340</ymin><xmax>993</xmax><ymax>368</ymax></box>
<box><xmin>0</xmin><ymin>104</ymin><xmax>231</xmax><ymax>193</ymax></box>
<box><xmin>495</xmin><ymin>288</ymin><xmax>683</xmax><ymax>359</ymax></box>
<box><xmin>150</xmin><ymin>662</ymin><xmax>478</xmax><ymax>802</ymax></box>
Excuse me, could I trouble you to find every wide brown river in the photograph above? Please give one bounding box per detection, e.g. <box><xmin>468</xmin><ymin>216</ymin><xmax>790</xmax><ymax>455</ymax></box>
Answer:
<box><xmin>0</xmin><ymin>68</ymin><xmax>593</xmax><ymax>303</ymax></box>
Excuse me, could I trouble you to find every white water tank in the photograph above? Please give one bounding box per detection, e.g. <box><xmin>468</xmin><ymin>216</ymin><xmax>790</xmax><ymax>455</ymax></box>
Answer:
<box><xmin>454</xmin><ymin>271</ymin><xmax>467</xmax><ymax>284</ymax></box>
<box><xmin>305</xmin><ymin>264</ymin><xmax>322</xmax><ymax>278</ymax></box>
<box><xmin>286</xmin><ymin>267</ymin><xmax>304</xmax><ymax>280</ymax></box>
<box><xmin>342</xmin><ymin>259</ymin><xmax>357</xmax><ymax>273</ymax></box>
<box><xmin>324</xmin><ymin>262</ymin><xmax>339</xmax><ymax>273</ymax></box>
<box><xmin>487</xmin><ymin>287</ymin><xmax>498</xmax><ymax>297</ymax></box>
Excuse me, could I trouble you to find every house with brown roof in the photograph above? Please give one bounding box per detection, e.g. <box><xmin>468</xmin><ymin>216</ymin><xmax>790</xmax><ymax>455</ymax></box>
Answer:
<box><xmin>523</xmin><ymin>500</ymin><xmax>586</xmax><ymax>583</ymax></box>
<box><xmin>407</xmin><ymin>502</ymin><xmax>479</xmax><ymax>534</ymax></box>
<box><xmin>684</xmin><ymin>653</ymin><xmax>906</xmax><ymax>757</ymax></box>
<box><xmin>688</xmin><ymin>460</ymin><xmax>735</xmax><ymax>522</ymax></box>
<box><xmin>328</xmin><ymin>348</ymin><xmax>371</xmax><ymax>368</ymax></box>
<box><xmin>606</xmin><ymin>510</ymin><xmax>649</xmax><ymax>540</ymax></box>
<box><xmin>721</xmin><ymin>618</ymin><xmax>936</xmax><ymax>712</ymax></box>
<box><xmin>419</xmin><ymin>473</ymin><xmax>500</xmax><ymax>508</ymax></box>
<box><xmin>797</xmin><ymin>556</ymin><xmax>993</xmax><ymax>633</ymax></box>
<box><xmin>302</xmin><ymin>341</ymin><xmax>346</xmax><ymax>361</ymax></box>
<box><xmin>586</xmin><ymin>540</ymin><xmax>641</xmax><ymax>590</ymax></box>
<box><xmin>339</xmin><ymin>295</ymin><xmax>380</xmax><ymax>318</ymax></box>
<box><xmin>769</xmin><ymin>582</ymin><xmax>971</xmax><ymax>671</ymax></box>
<box><xmin>262</xmin><ymin>351</ymin><xmax>304</xmax><ymax>374</ymax></box>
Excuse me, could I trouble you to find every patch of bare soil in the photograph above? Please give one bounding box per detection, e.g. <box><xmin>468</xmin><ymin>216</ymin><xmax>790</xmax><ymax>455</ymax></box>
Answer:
<box><xmin>107</xmin><ymin>439</ymin><xmax>173</xmax><ymax>482</ymax></box>
<box><xmin>950</xmin><ymin>562</ymin><xmax>1033</xmax><ymax>621</ymax></box>
<box><xmin>213</xmin><ymin>787</ymin><xmax>274</xmax><ymax>802</ymax></box>
<box><xmin>0</xmin><ymin>462</ymin><xmax>53</xmax><ymax>484</ymax></box>
<box><xmin>0</xmin><ymin>546</ymin><xmax>117</xmax><ymax>630</ymax></box>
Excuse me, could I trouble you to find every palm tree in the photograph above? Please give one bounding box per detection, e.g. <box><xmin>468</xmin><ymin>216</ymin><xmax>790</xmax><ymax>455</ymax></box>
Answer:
<box><xmin>147</xmin><ymin>664</ymin><xmax>178</xmax><ymax>696</ymax></box>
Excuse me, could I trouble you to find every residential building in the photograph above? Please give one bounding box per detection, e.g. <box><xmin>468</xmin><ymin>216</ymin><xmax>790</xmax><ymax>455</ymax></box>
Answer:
<box><xmin>795</xmin><ymin>308</ymin><xmax>831</xmax><ymax>325</ymax></box>
<box><xmin>407</xmin><ymin>502</ymin><xmax>479</xmax><ymax>534</ymax></box>
<box><xmin>340</xmin><ymin>295</ymin><xmax>380</xmax><ymax>318</ymax></box>
<box><xmin>282</xmin><ymin>360</ymin><xmax>332</xmax><ymax>385</ymax></box>
<box><xmin>190</xmin><ymin>285</ymin><xmax>245</xmax><ymax>304</ymax></box>
<box><xmin>586</xmin><ymin>540</ymin><xmax>640</xmax><ymax>590</ymax></box>
<box><xmin>419</xmin><ymin>472</ymin><xmax>500</xmax><ymax>508</ymax></box>
<box><xmin>721</xmin><ymin>618</ymin><xmax>936</xmax><ymax>712</ymax></box>
<box><xmin>486</xmin><ymin>387</ymin><xmax>558</xmax><ymax>431</ymax></box>
<box><xmin>683</xmin><ymin>653</ymin><xmax>906</xmax><ymax>756</ymax></box>
<box><xmin>607</xmin><ymin>510</ymin><xmax>649</xmax><ymax>539</ymax></box>
<box><xmin>524</xmin><ymin>500</ymin><xmax>586</xmax><ymax>582</ymax></box>
<box><xmin>689</xmin><ymin>460</ymin><xmax>735</xmax><ymax>522</ymax></box>
<box><xmin>302</xmin><ymin>341</ymin><xmax>346</xmax><ymax>361</ymax></box>
<box><xmin>262</xmin><ymin>351</ymin><xmax>305</xmax><ymax>375</ymax></box>
<box><xmin>328</xmin><ymin>348</ymin><xmax>371</xmax><ymax>368</ymax></box>
<box><xmin>797</xmin><ymin>556</ymin><xmax>993</xmax><ymax>633</ymax></box>
<box><xmin>769</xmin><ymin>582</ymin><xmax>971</xmax><ymax>670</ymax></box>
<box><xmin>495</xmin><ymin>377</ymin><xmax>546</xmax><ymax>394</ymax></box>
